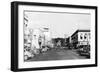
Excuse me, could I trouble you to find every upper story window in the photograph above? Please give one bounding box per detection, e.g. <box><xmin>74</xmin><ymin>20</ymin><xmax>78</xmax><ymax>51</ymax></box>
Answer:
<box><xmin>84</xmin><ymin>33</ymin><xmax>87</xmax><ymax>39</ymax></box>
<box><xmin>80</xmin><ymin>34</ymin><xmax>83</xmax><ymax>39</ymax></box>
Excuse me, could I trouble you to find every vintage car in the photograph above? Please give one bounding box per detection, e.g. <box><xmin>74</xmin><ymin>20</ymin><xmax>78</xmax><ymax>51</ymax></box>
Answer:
<box><xmin>41</xmin><ymin>46</ymin><xmax>49</xmax><ymax>52</ymax></box>
<box><xmin>77</xmin><ymin>45</ymin><xmax>90</xmax><ymax>58</ymax></box>
<box><xmin>24</xmin><ymin>49</ymin><xmax>34</xmax><ymax>61</ymax></box>
<box><xmin>24</xmin><ymin>43</ymin><xmax>35</xmax><ymax>61</ymax></box>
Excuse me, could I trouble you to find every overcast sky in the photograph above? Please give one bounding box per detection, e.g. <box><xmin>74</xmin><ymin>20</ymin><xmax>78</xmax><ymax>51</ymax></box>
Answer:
<box><xmin>25</xmin><ymin>11</ymin><xmax>90</xmax><ymax>38</ymax></box>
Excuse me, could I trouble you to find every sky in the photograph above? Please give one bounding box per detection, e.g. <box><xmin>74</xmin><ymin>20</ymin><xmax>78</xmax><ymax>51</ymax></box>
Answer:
<box><xmin>25</xmin><ymin>11</ymin><xmax>91</xmax><ymax>38</ymax></box>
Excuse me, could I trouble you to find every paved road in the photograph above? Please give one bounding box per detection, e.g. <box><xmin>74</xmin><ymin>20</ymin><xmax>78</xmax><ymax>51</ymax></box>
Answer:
<box><xmin>27</xmin><ymin>48</ymin><xmax>87</xmax><ymax>62</ymax></box>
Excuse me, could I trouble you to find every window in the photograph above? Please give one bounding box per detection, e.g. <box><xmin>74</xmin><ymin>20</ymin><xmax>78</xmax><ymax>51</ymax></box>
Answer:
<box><xmin>84</xmin><ymin>33</ymin><xmax>87</xmax><ymax>39</ymax></box>
<box><xmin>89</xmin><ymin>33</ymin><xmax>91</xmax><ymax>39</ymax></box>
<box><xmin>80</xmin><ymin>34</ymin><xmax>83</xmax><ymax>39</ymax></box>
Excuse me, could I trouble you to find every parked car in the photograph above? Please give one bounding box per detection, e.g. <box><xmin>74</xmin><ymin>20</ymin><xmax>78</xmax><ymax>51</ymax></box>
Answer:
<box><xmin>24</xmin><ymin>48</ymin><xmax>34</xmax><ymax>61</ymax></box>
<box><xmin>77</xmin><ymin>45</ymin><xmax>90</xmax><ymax>58</ymax></box>
<box><xmin>41</xmin><ymin>46</ymin><xmax>49</xmax><ymax>52</ymax></box>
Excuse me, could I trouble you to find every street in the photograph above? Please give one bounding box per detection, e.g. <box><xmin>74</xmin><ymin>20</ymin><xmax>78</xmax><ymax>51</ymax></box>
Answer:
<box><xmin>27</xmin><ymin>48</ymin><xmax>87</xmax><ymax>62</ymax></box>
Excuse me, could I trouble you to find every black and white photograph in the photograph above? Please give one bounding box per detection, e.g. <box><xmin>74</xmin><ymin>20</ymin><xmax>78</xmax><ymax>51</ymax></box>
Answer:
<box><xmin>24</xmin><ymin>10</ymin><xmax>91</xmax><ymax>62</ymax></box>
<box><xmin>11</xmin><ymin>1</ymin><xmax>97</xmax><ymax>71</ymax></box>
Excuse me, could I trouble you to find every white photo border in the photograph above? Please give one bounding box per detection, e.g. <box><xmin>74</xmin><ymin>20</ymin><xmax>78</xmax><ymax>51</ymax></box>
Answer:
<box><xmin>18</xmin><ymin>4</ymin><xmax>96</xmax><ymax>68</ymax></box>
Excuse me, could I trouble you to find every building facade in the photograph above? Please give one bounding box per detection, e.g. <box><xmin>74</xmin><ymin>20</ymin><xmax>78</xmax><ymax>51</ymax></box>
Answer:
<box><xmin>71</xmin><ymin>29</ymin><xmax>90</xmax><ymax>49</ymax></box>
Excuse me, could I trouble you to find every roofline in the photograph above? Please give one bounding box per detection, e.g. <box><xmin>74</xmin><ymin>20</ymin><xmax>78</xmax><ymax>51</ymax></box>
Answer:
<box><xmin>71</xmin><ymin>29</ymin><xmax>90</xmax><ymax>37</ymax></box>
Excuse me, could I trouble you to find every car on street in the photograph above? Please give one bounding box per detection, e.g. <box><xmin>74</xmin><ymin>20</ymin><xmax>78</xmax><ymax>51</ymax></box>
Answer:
<box><xmin>24</xmin><ymin>47</ymin><xmax>34</xmax><ymax>61</ymax></box>
<box><xmin>77</xmin><ymin>45</ymin><xmax>90</xmax><ymax>58</ymax></box>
